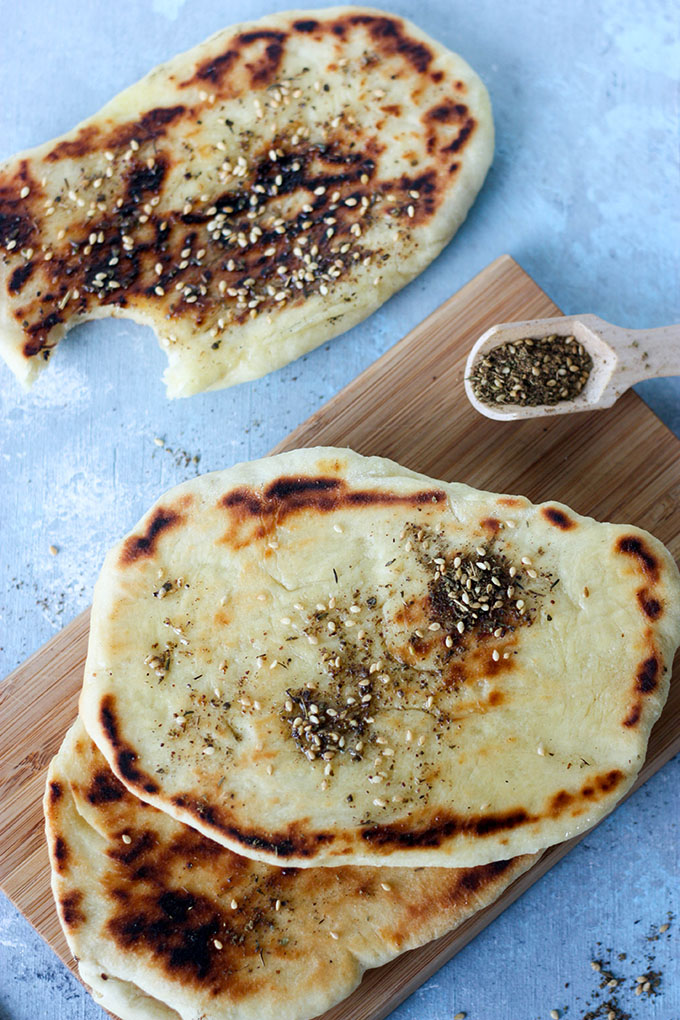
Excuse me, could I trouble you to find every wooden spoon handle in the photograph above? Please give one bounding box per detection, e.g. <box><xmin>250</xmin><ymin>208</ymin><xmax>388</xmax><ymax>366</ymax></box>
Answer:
<box><xmin>599</xmin><ymin>322</ymin><xmax>680</xmax><ymax>389</ymax></box>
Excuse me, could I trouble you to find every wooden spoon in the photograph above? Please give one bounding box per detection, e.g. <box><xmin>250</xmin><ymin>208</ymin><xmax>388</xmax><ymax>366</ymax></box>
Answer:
<box><xmin>464</xmin><ymin>314</ymin><xmax>680</xmax><ymax>421</ymax></box>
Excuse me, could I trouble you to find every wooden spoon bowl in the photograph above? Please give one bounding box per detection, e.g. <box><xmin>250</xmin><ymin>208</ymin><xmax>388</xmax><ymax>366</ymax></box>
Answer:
<box><xmin>464</xmin><ymin>314</ymin><xmax>680</xmax><ymax>421</ymax></box>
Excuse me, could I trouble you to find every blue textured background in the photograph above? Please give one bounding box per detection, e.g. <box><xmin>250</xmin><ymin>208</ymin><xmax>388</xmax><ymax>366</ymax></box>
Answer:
<box><xmin>1</xmin><ymin>0</ymin><xmax>678</xmax><ymax>1017</ymax></box>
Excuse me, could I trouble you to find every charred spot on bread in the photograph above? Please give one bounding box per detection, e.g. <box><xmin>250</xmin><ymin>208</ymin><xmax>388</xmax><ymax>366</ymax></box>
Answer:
<box><xmin>616</xmin><ymin>535</ymin><xmax>660</xmax><ymax>581</ymax></box>
<box><xmin>636</xmin><ymin>655</ymin><xmax>659</xmax><ymax>694</ymax></box>
<box><xmin>119</xmin><ymin>500</ymin><xmax>190</xmax><ymax>565</ymax></box>
<box><xmin>541</xmin><ymin>507</ymin><xmax>575</xmax><ymax>530</ymax></box>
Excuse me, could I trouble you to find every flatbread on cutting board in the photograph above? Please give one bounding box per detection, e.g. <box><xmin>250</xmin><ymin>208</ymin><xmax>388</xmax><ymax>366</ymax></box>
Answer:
<box><xmin>79</xmin><ymin>447</ymin><xmax>680</xmax><ymax>869</ymax></box>
<box><xmin>45</xmin><ymin>720</ymin><xmax>535</xmax><ymax>1020</ymax></box>
<box><xmin>0</xmin><ymin>7</ymin><xmax>493</xmax><ymax>397</ymax></box>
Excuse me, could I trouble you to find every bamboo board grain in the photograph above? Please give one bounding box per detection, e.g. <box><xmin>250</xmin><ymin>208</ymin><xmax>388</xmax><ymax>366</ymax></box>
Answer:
<box><xmin>1</xmin><ymin>254</ymin><xmax>679</xmax><ymax>1020</ymax></box>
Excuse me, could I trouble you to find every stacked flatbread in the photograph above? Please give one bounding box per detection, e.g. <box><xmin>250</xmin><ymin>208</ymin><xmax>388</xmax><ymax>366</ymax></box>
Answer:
<box><xmin>46</xmin><ymin>720</ymin><xmax>536</xmax><ymax>1020</ymax></box>
<box><xmin>47</xmin><ymin>447</ymin><xmax>680</xmax><ymax>1020</ymax></box>
<box><xmin>0</xmin><ymin>6</ymin><xmax>493</xmax><ymax>396</ymax></box>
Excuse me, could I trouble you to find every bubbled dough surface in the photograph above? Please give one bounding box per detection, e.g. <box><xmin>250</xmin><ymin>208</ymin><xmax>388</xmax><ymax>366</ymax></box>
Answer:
<box><xmin>80</xmin><ymin>447</ymin><xmax>680</xmax><ymax>868</ymax></box>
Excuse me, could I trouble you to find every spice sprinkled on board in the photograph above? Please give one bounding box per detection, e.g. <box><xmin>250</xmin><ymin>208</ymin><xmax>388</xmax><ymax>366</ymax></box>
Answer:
<box><xmin>469</xmin><ymin>335</ymin><xmax>593</xmax><ymax>406</ymax></box>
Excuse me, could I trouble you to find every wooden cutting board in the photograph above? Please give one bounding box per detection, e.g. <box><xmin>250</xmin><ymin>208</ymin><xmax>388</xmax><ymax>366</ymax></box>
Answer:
<box><xmin>1</xmin><ymin>254</ymin><xmax>679</xmax><ymax>1020</ymax></box>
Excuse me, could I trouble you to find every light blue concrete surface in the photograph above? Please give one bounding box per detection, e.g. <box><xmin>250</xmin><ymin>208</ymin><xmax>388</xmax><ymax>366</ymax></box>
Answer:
<box><xmin>0</xmin><ymin>0</ymin><xmax>678</xmax><ymax>1017</ymax></box>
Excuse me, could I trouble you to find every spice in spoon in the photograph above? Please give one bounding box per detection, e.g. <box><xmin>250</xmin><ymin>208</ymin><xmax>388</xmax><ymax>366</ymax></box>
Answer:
<box><xmin>470</xmin><ymin>334</ymin><xmax>593</xmax><ymax>406</ymax></box>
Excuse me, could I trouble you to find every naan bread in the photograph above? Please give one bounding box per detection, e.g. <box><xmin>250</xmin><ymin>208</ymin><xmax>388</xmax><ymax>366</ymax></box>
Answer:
<box><xmin>45</xmin><ymin>720</ymin><xmax>534</xmax><ymax>1020</ymax></box>
<box><xmin>79</xmin><ymin>447</ymin><xmax>680</xmax><ymax>868</ymax></box>
<box><xmin>0</xmin><ymin>7</ymin><xmax>492</xmax><ymax>397</ymax></box>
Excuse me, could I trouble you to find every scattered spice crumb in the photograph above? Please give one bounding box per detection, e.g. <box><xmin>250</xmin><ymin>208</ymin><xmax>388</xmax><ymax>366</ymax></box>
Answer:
<box><xmin>633</xmin><ymin>970</ymin><xmax>662</xmax><ymax>997</ymax></box>
<box><xmin>153</xmin><ymin>441</ymin><xmax>202</xmax><ymax>472</ymax></box>
<box><xmin>574</xmin><ymin>922</ymin><xmax>673</xmax><ymax>1020</ymax></box>
<box><xmin>48</xmin><ymin>544</ymin><xmax>59</xmax><ymax>556</ymax></box>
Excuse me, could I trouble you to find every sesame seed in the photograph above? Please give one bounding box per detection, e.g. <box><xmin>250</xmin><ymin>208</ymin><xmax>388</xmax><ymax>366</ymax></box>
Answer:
<box><xmin>329</xmin><ymin>930</ymin><xmax>339</xmax><ymax>940</ymax></box>
<box><xmin>454</xmin><ymin>1014</ymin><xmax>466</xmax><ymax>1020</ymax></box>
<box><xmin>428</xmin><ymin>622</ymin><xmax>441</xmax><ymax>631</ymax></box>
<box><xmin>492</xmin><ymin>649</ymin><xmax>500</xmax><ymax>662</ymax></box>
<box><xmin>659</xmin><ymin>922</ymin><xmax>670</xmax><ymax>932</ymax></box>
<box><xmin>373</xmin><ymin>798</ymin><xmax>386</xmax><ymax>807</ymax></box>
<box><xmin>456</xmin><ymin>620</ymin><xmax>465</xmax><ymax>634</ymax></box>
<box><xmin>230</xmin><ymin>899</ymin><xmax>238</xmax><ymax>910</ymax></box>
<box><xmin>333</xmin><ymin>524</ymin><xmax>343</xmax><ymax>533</ymax></box>
<box><xmin>121</xmin><ymin>833</ymin><xmax>132</xmax><ymax>844</ymax></box>
<box><xmin>213</xmin><ymin>939</ymin><xmax>223</xmax><ymax>949</ymax></box>
<box><xmin>380</xmin><ymin>882</ymin><xmax>391</xmax><ymax>891</ymax></box>
<box><xmin>48</xmin><ymin>544</ymin><xmax>59</xmax><ymax>556</ymax></box>
<box><xmin>203</xmin><ymin>746</ymin><xmax>215</xmax><ymax>756</ymax></box>
<box><xmin>590</xmin><ymin>961</ymin><xmax>601</xmax><ymax>971</ymax></box>
<box><xmin>550</xmin><ymin>1011</ymin><xmax>560</xmax><ymax>1019</ymax></box>
<box><xmin>20</xmin><ymin>186</ymin><xmax>30</xmax><ymax>199</ymax></box>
